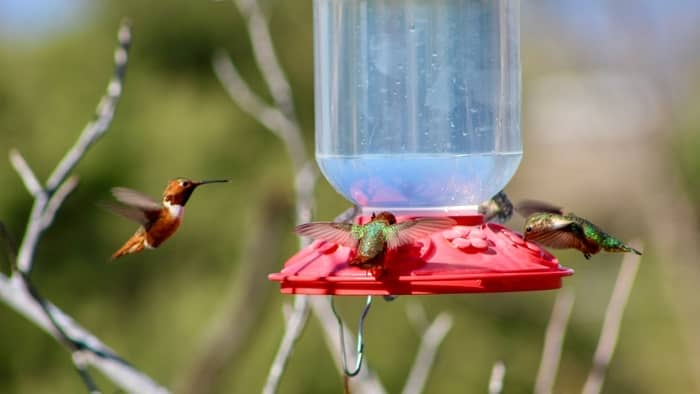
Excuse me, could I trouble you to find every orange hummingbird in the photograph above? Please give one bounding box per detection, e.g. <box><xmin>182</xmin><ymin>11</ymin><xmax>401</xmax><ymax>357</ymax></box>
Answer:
<box><xmin>103</xmin><ymin>178</ymin><xmax>228</xmax><ymax>260</ymax></box>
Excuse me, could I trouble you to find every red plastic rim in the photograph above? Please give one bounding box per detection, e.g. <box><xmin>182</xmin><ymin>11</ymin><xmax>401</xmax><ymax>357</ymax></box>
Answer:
<box><xmin>269</xmin><ymin>215</ymin><xmax>574</xmax><ymax>295</ymax></box>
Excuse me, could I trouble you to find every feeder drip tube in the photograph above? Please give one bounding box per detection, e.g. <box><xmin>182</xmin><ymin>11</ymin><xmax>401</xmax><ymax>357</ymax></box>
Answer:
<box><xmin>330</xmin><ymin>295</ymin><xmax>373</xmax><ymax>377</ymax></box>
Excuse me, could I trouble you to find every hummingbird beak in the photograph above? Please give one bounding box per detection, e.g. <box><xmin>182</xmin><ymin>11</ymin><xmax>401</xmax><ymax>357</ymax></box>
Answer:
<box><xmin>195</xmin><ymin>179</ymin><xmax>229</xmax><ymax>187</ymax></box>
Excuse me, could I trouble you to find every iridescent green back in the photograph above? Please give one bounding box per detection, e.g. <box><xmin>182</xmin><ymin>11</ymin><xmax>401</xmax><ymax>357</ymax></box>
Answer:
<box><xmin>355</xmin><ymin>221</ymin><xmax>388</xmax><ymax>259</ymax></box>
<box><xmin>576</xmin><ymin>215</ymin><xmax>634</xmax><ymax>253</ymax></box>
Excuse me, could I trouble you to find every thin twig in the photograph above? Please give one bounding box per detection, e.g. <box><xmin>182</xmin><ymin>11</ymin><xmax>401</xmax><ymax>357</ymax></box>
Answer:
<box><xmin>263</xmin><ymin>295</ymin><xmax>311</xmax><ymax>394</ymax></box>
<box><xmin>232</xmin><ymin>0</ymin><xmax>297</xmax><ymax>120</ymax></box>
<box><xmin>9</xmin><ymin>149</ymin><xmax>42</xmax><ymax>196</ymax></box>
<box><xmin>263</xmin><ymin>206</ymin><xmax>359</xmax><ymax>394</ymax></box>
<box><xmin>401</xmin><ymin>312</ymin><xmax>454</xmax><ymax>394</ymax></box>
<box><xmin>41</xmin><ymin>176</ymin><xmax>79</xmax><ymax>230</ymax></box>
<box><xmin>212</xmin><ymin>51</ymin><xmax>308</xmax><ymax>172</ymax></box>
<box><xmin>488</xmin><ymin>361</ymin><xmax>506</xmax><ymax>394</ymax></box>
<box><xmin>14</xmin><ymin>20</ymin><xmax>131</xmax><ymax>276</ymax></box>
<box><xmin>45</xmin><ymin>21</ymin><xmax>131</xmax><ymax>192</ymax></box>
<box><xmin>582</xmin><ymin>244</ymin><xmax>642</xmax><ymax>394</ymax></box>
<box><xmin>534</xmin><ymin>289</ymin><xmax>576</xmax><ymax>394</ymax></box>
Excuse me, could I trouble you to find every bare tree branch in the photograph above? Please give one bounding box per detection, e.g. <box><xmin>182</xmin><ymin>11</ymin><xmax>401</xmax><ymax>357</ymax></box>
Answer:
<box><xmin>212</xmin><ymin>51</ymin><xmax>308</xmax><ymax>172</ymax></box>
<box><xmin>263</xmin><ymin>295</ymin><xmax>311</xmax><ymax>394</ymax></box>
<box><xmin>402</xmin><ymin>309</ymin><xmax>453</xmax><ymax>394</ymax></box>
<box><xmin>488</xmin><ymin>361</ymin><xmax>506</xmax><ymax>394</ymax></box>
<box><xmin>41</xmin><ymin>176</ymin><xmax>79</xmax><ymax>230</ymax></box>
<box><xmin>263</xmin><ymin>206</ymin><xmax>359</xmax><ymax>394</ymax></box>
<box><xmin>0</xmin><ymin>20</ymin><xmax>170</xmax><ymax>393</ymax></box>
<box><xmin>0</xmin><ymin>273</ymin><xmax>168</xmax><ymax>393</ymax></box>
<box><xmin>9</xmin><ymin>149</ymin><xmax>42</xmax><ymax>197</ymax></box>
<box><xmin>534</xmin><ymin>289</ymin><xmax>575</xmax><ymax>394</ymax></box>
<box><xmin>214</xmin><ymin>1</ymin><xmax>386</xmax><ymax>392</ymax></box>
<box><xmin>14</xmin><ymin>20</ymin><xmax>131</xmax><ymax>276</ymax></box>
<box><xmin>582</xmin><ymin>244</ymin><xmax>642</xmax><ymax>394</ymax></box>
<box><xmin>45</xmin><ymin>22</ymin><xmax>131</xmax><ymax>192</ymax></box>
<box><xmin>180</xmin><ymin>193</ymin><xmax>292</xmax><ymax>394</ymax></box>
<box><xmin>232</xmin><ymin>0</ymin><xmax>297</xmax><ymax>120</ymax></box>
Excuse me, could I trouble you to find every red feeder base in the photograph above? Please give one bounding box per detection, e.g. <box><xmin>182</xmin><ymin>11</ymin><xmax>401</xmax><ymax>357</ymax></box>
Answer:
<box><xmin>268</xmin><ymin>215</ymin><xmax>574</xmax><ymax>295</ymax></box>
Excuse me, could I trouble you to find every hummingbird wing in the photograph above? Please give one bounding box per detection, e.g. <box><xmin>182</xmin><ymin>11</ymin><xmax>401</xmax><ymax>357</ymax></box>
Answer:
<box><xmin>294</xmin><ymin>222</ymin><xmax>361</xmax><ymax>249</ymax></box>
<box><xmin>111</xmin><ymin>187</ymin><xmax>161</xmax><ymax>211</ymax></box>
<box><xmin>515</xmin><ymin>200</ymin><xmax>564</xmax><ymax>218</ymax></box>
<box><xmin>102</xmin><ymin>187</ymin><xmax>162</xmax><ymax>226</ymax></box>
<box><xmin>527</xmin><ymin>220</ymin><xmax>589</xmax><ymax>251</ymax></box>
<box><xmin>99</xmin><ymin>201</ymin><xmax>153</xmax><ymax>225</ymax></box>
<box><xmin>384</xmin><ymin>217</ymin><xmax>456</xmax><ymax>250</ymax></box>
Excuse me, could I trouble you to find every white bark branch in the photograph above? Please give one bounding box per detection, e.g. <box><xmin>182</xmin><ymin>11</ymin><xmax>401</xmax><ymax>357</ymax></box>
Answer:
<box><xmin>0</xmin><ymin>273</ymin><xmax>168</xmax><ymax>393</ymax></box>
<box><xmin>582</xmin><ymin>244</ymin><xmax>642</xmax><ymax>394</ymax></box>
<box><xmin>534</xmin><ymin>289</ymin><xmax>576</xmax><ymax>394</ymax></box>
<box><xmin>45</xmin><ymin>22</ymin><xmax>131</xmax><ymax>192</ymax></box>
<box><xmin>402</xmin><ymin>311</ymin><xmax>454</xmax><ymax>394</ymax></box>
<box><xmin>13</xmin><ymin>21</ymin><xmax>131</xmax><ymax>276</ymax></box>
<box><xmin>214</xmin><ymin>2</ymin><xmax>386</xmax><ymax>392</ymax></box>
<box><xmin>0</xmin><ymin>20</ymin><xmax>169</xmax><ymax>393</ymax></box>
<box><xmin>212</xmin><ymin>51</ymin><xmax>308</xmax><ymax>173</ymax></box>
<box><xmin>9</xmin><ymin>149</ymin><xmax>42</xmax><ymax>196</ymax></box>
<box><xmin>262</xmin><ymin>295</ymin><xmax>310</xmax><ymax>394</ymax></box>
<box><xmin>488</xmin><ymin>361</ymin><xmax>506</xmax><ymax>394</ymax></box>
<box><xmin>232</xmin><ymin>0</ymin><xmax>297</xmax><ymax>120</ymax></box>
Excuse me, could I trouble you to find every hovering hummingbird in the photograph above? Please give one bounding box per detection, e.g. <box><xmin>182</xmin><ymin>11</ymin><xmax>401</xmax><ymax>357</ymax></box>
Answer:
<box><xmin>295</xmin><ymin>211</ymin><xmax>456</xmax><ymax>276</ymax></box>
<box><xmin>516</xmin><ymin>200</ymin><xmax>642</xmax><ymax>260</ymax></box>
<box><xmin>478</xmin><ymin>190</ymin><xmax>514</xmax><ymax>224</ymax></box>
<box><xmin>103</xmin><ymin>178</ymin><xmax>228</xmax><ymax>260</ymax></box>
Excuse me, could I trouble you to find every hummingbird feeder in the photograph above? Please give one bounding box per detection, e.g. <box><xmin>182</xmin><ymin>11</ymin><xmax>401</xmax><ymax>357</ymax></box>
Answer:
<box><xmin>268</xmin><ymin>0</ymin><xmax>573</xmax><ymax>376</ymax></box>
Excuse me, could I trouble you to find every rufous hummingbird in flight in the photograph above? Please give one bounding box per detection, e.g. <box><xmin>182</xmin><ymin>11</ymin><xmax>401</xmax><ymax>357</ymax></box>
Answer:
<box><xmin>103</xmin><ymin>178</ymin><xmax>228</xmax><ymax>260</ymax></box>
<box><xmin>295</xmin><ymin>211</ymin><xmax>456</xmax><ymax>276</ymax></box>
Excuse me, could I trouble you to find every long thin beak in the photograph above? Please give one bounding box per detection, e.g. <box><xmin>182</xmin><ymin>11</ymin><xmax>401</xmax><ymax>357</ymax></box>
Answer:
<box><xmin>195</xmin><ymin>179</ymin><xmax>230</xmax><ymax>186</ymax></box>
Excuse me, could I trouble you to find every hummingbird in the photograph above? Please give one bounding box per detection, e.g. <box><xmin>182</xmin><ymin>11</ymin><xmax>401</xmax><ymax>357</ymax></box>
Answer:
<box><xmin>516</xmin><ymin>200</ymin><xmax>642</xmax><ymax>260</ymax></box>
<box><xmin>295</xmin><ymin>211</ymin><xmax>456</xmax><ymax>276</ymax></box>
<box><xmin>103</xmin><ymin>178</ymin><xmax>228</xmax><ymax>260</ymax></box>
<box><xmin>478</xmin><ymin>190</ymin><xmax>514</xmax><ymax>224</ymax></box>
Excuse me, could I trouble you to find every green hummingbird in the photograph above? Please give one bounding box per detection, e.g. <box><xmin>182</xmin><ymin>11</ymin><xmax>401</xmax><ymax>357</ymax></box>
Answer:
<box><xmin>516</xmin><ymin>200</ymin><xmax>642</xmax><ymax>260</ymax></box>
<box><xmin>295</xmin><ymin>211</ymin><xmax>456</xmax><ymax>276</ymax></box>
<box><xmin>478</xmin><ymin>190</ymin><xmax>514</xmax><ymax>224</ymax></box>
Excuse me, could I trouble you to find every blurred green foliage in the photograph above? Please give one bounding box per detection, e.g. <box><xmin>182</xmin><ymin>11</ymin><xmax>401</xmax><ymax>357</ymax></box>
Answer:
<box><xmin>0</xmin><ymin>1</ymin><xmax>698</xmax><ymax>394</ymax></box>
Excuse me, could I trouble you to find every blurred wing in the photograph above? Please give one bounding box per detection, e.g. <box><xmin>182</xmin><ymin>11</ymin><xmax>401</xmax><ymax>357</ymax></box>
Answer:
<box><xmin>99</xmin><ymin>201</ymin><xmax>156</xmax><ymax>226</ymax></box>
<box><xmin>528</xmin><ymin>223</ymin><xmax>588</xmax><ymax>251</ymax></box>
<box><xmin>385</xmin><ymin>217</ymin><xmax>456</xmax><ymax>250</ymax></box>
<box><xmin>111</xmin><ymin>187</ymin><xmax>161</xmax><ymax>211</ymax></box>
<box><xmin>294</xmin><ymin>222</ymin><xmax>360</xmax><ymax>248</ymax></box>
<box><xmin>516</xmin><ymin>200</ymin><xmax>564</xmax><ymax>218</ymax></box>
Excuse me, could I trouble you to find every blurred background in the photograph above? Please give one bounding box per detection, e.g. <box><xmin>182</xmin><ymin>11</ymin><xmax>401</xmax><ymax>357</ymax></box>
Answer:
<box><xmin>0</xmin><ymin>0</ymin><xmax>699</xmax><ymax>393</ymax></box>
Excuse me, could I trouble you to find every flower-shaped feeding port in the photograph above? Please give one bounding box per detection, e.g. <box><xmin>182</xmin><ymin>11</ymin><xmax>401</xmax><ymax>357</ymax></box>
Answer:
<box><xmin>268</xmin><ymin>214</ymin><xmax>574</xmax><ymax>295</ymax></box>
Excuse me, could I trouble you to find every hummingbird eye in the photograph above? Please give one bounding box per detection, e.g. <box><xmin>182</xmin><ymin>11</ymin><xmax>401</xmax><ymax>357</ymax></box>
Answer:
<box><xmin>180</xmin><ymin>180</ymin><xmax>191</xmax><ymax>187</ymax></box>
<box><xmin>525</xmin><ymin>226</ymin><xmax>533</xmax><ymax>233</ymax></box>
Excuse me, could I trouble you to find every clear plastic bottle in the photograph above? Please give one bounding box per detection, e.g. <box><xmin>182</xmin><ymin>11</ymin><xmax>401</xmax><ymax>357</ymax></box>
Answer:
<box><xmin>314</xmin><ymin>0</ymin><xmax>521</xmax><ymax>214</ymax></box>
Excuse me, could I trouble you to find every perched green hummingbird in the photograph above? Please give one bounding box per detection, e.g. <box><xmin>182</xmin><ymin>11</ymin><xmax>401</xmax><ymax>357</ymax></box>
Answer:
<box><xmin>478</xmin><ymin>190</ymin><xmax>514</xmax><ymax>224</ymax></box>
<box><xmin>295</xmin><ymin>211</ymin><xmax>456</xmax><ymax>276</ymax></box>
<box><xmin>516</xmin><ymin>200</ymin><xmax>642</xmax><ymax>260</ymax></box>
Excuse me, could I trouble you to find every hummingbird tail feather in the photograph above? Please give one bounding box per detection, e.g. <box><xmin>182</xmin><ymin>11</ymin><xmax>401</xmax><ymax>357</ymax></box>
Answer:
<box><xmin>110</xmin><ymin>236</ymin><xmax>146</xmax><ymax>260</ymax></box>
